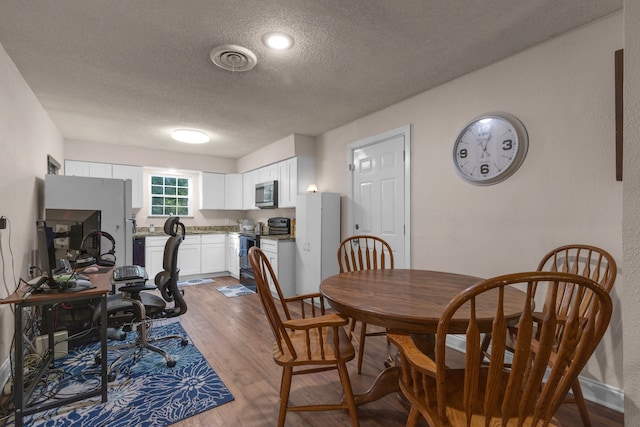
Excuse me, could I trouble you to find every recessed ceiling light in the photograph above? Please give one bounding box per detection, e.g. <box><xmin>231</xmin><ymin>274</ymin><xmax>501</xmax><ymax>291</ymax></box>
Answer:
<box><xmin>171</xmin><ymin>129</ymin><xmax>210</xmax><ymax>144</ymax></box>
<box><xmin>262</xmin><ymin>32</ymin><xmax>294</xmax><ymax>50</ymax></box>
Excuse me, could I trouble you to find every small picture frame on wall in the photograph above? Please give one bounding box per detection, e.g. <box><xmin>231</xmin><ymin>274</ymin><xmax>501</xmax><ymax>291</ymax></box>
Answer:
<box><xmin>615</xmin><ymin>49</ymin><xmax>623</xmax><ymax>182</ymax></box>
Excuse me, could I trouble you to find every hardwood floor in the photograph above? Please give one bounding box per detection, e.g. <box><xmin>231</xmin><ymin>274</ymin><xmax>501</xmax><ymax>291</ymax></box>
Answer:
<box><xmin>173</xmin><ymin>276</ymin><xmax>623</xmax><ymax>427</ymax></box>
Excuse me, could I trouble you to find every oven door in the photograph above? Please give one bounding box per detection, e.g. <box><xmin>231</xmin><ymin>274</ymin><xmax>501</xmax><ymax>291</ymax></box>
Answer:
<box><xmin>239</xmin><ymin>234</ymin><xmax>257</xmax><ymax>286</ymax></box>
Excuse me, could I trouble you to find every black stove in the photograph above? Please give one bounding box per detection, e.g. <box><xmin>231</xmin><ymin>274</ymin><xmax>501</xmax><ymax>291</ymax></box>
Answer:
<box><xmin>238</xmin><ymin>217</ymin><xmax>291</xmax><ymax>288</ymax></box>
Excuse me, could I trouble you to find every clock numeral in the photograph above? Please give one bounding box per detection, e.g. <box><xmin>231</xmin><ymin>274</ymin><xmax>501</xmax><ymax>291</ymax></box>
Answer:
<box><xmin>480</xmin><ymin>164</ymin><xmax>490</xmax><ymax>175</ymax></box>
<box><xmin>459</xmin><ymin>148</ymin><xmax>468</xmax><ymax>159</ymax></box>
<box><xmin>502</xmin><ymin>139</ymin><xmax>513</xmax><ymax>150</ymax></box>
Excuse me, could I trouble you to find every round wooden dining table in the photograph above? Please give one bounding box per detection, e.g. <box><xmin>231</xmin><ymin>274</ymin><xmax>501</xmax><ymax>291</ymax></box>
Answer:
<box><xmin>319</xmin><ymin>269</ymin><xmax>527</xmax><ymax>405</ymax></box>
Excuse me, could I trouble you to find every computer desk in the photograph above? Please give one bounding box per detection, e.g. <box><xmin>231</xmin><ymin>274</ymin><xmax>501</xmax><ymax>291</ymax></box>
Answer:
<box><xmin>0</xmin><ymin>269</ymin><xmax>111</xmax><ymax>427</ymax></box>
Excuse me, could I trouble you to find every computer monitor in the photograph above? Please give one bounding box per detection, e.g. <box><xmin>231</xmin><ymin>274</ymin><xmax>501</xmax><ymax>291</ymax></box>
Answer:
<box><xmin>44</xmin><ymin>209</ymin><xmax>101</xmax><ymax>265</ymax></box>
<box><xmin>36</xmin><ymin>220</ymin><xmax>57</xmax><ymax>286</ymax></box>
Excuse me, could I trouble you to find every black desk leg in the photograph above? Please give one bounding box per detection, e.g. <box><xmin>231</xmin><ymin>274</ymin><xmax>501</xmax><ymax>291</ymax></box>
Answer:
<box><xmin>14</xmin><ymin>305</ymin><xmax>24</xmax><ymax>427</ymax></box>
<box><xmin>100</xmin><ymin>294</ymin><xmax>108</xmax><ymax>402</ymax></box>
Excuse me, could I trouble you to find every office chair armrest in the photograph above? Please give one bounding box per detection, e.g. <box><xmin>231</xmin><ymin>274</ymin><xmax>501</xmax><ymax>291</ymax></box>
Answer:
<box><xmin>283</xmin><ymin>313</ymin><xmax>348</xmax><ymax>330</ymax></box>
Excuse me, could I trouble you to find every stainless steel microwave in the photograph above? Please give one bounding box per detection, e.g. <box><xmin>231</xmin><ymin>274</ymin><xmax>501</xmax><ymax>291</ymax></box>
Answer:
<box><xmin>255</xmin><ymin>180</ymin><xmax>278</xmax><ymax>208</ymax></box>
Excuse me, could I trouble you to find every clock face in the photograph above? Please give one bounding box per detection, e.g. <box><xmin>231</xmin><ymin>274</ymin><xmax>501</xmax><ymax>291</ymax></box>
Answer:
<box><xmin>452</xmin><ymin>113</ymin><xmax>528</xmax><ymax>186</ymax></box>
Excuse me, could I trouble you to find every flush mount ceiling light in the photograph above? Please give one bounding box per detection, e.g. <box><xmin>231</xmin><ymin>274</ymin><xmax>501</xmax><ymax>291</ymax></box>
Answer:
<box><xmin>262</xmin><ymin>32</ymin><xmax>294</xmax><ymax>50</ymax></box>
<box><xmin>210</xmin><ymin>44</ymin><xmax>257</xmax><ymax>72</ymax></box>
<box><xmin>171</xmin><ymin>129</ymin><xmax>210</xmax><ymax>144</ymax></box>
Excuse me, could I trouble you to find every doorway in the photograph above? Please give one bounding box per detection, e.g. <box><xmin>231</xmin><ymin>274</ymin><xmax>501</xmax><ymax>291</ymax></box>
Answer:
<box><xmin>348</xmin><ymin>125</ymin><xmax>411</xmax><ymax>268</ymax></box>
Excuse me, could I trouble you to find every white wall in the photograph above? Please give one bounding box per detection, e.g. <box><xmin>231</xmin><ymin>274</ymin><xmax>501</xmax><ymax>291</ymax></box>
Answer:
<box><xmin>623</xmin><ymin>0</ymin><xmax>640</xmax><ymax>422</ymax></box>
<box><xmin>0</xmin><ymin>42</ymin><xmax>64</xmax><ymax>372</ymax></box>
<box><xmin>316</xmin><ymin>12</ymin><xmax>624</xmax><ymax>395</ymax></box>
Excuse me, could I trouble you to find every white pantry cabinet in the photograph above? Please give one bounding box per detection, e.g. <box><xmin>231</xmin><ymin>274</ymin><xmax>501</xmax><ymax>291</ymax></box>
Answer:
<box><xmin>295</xmin><ymin>192</ymin><xmax>340</xmax><ymax>296</ymax></box>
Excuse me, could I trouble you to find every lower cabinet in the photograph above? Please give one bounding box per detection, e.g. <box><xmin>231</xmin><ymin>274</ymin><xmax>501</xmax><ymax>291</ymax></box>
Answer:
<box><xmin>145</xmin><ymin>233</ymin><xmax>227</xmax><ymax>280</ymax></box>
<box><xmin>260</xmin><ymin>238</ymin><xmax>295</xmax><ymax>298</ymax></box>
<box><xmin>226</xmin><ymin>234</ymin><xmax>240</xmax><ymax>279</ymax></box>
<box><xmin>201</xmin><ymin>234</ymin><xmax>226</xmax><ymax>274</ymax></box>
<box><xmin>178</xmin><ymin>236</ymin><xmax>202</xmax><ymax>277</ymax></box>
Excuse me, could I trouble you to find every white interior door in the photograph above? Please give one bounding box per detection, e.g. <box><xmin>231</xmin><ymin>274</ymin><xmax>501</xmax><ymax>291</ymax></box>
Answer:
<box><xmin>349</xmin><ymin>126</ymin><xmax>411</xmax><ymax>268</ymax></box>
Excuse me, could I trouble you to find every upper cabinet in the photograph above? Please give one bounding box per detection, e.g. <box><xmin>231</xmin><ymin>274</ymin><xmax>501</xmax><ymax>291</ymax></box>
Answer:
<box><xmin>257</xmin><ymin>163</ymin><xmax>278</xmax><ymax>184</ymax></box>
<box><xmin>65</xmin><ymin>160</ymin><xmax>143</xmax><ymax>209</ymax></box>
<box><xmin>277</xmin><ymin>156</ymin><xmax>315</xmax><ymax>209</ymax></box>
<box><xmin>225</xmin><ymin>173</ymin><xmax>243</xmax><ymax>210</ymax></box>
<box><xmin>243</xmin><ymin>169</ymin><xmax>259</xmax><ymax>210</ymax></box>
<box><xmin>201</xmin><ymin>172</ymin><xmax>225</xmax><ymax>210</ymax></box>
<box><xmin>65</xmin><ymin>160</ymin><xmax>112</xmax><ymax>178</ymax></box>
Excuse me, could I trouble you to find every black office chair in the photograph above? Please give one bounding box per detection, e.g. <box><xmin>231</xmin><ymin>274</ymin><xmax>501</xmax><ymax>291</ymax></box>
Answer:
<box><xmin>94</xmin><ymin>216</ymin><xmax>189</xmax><ymax>380</ymax></box>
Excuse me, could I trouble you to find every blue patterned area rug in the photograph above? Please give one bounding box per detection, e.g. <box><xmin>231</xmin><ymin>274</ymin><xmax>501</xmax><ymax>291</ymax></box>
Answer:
<box><xmin>18</xmin><ymin>321</ymin><xmax>234</xmax><ymax>426</ymax></box>
<box><xmin>177</xmin><ymin>277</ymin><xmax>215</xmax><ymax>287</ymax></box>
<box><xmin>216</xmin><ymin>284</ymin><xmax>256</xmax><ymax>297</ymax></box>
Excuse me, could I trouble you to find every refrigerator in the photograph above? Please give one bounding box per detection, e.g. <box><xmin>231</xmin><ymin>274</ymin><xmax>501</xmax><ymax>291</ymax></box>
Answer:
<box><xmin>295</xmin><ymin>192</ymin><xmax>340</xmax><ymax>296</ymax></box>
<box><xmin>45</xmin><ymin>175</ymin><xmax>134</xmax><ymax>265</ymax></box>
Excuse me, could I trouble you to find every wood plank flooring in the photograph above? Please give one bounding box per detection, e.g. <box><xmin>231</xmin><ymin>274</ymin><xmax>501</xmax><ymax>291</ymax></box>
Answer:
<box><xmin>173</xmin><ymin>276</ymin><xmax>624</xmax><ymax>427</ymax></box>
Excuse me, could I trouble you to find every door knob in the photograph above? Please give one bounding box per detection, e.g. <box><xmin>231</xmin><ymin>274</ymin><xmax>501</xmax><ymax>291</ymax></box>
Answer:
<box><xmin>355</xmin><ymin>224</ymin><xmax>359</xmax><ymax>230</ymax></box>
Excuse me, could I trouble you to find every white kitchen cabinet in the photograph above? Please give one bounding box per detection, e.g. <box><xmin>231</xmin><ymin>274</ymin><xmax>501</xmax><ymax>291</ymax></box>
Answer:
<box><xmin>277</xmin><ymin>156</ymin><xmax>315</xmax><ymax>208</ymax></box>
<box><xmin>201</xmin><ymin>234</ymin><xmax>226</xmax><ymax>274</ymax></box>
<box><xmin>295</xmin><ymin>192</ymin><xmax>340</xmax><ymax>296</ymax></box>
<box><xmin>225</xmin><ymin>174</ymin><xmax>243</xmax><ymax>210</ymax></box>
<box><xmin>226</xmin><ymin>233</ymin><xmax>240</xmax><ymax>279</ymax></box>
<box><xmin>243</xmin><ymin>169</ymin><xmax>258</xmax><ymax>210</ymax></box>
<box><xmin>260</xmin><ymin>238</ymin><xmax>295</xmax><ymax>298</ymax></box>
<box><xmin>201</xmin><ymin>172</ymin><xmax>225</xmax><ymax>210</ymax></box>
<box><xmin>257</xmin><ymin>163</ymin><xmax>278</xmax><ymax>184</ymax></box>
<box><xmin>145</xmin><ymin>236</ymin><xmax>168</xmax><ymax>281</ymax></box>
<box><xmin>178</xmin><ymin>234</ymin><xmax>201</xmax><ymax>276</ymax></box>
<box><xmin>65</xmin><ymin>160</ymin><xmax>112</xmax><ymax>178</ymax></box>
<box><xmin>112</xmin><ymin>164</ymin><xmax>143</xmax><ymax>209</ymax></box>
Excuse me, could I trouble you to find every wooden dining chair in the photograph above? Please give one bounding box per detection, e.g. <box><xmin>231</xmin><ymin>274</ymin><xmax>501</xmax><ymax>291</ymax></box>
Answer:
<box><xmin>534</xmin><ymin>244</ymin><xmax>617</xmax><ymax>427</ymax></box>
<box><xmin>337</xmin><ymin>235</ymin><xmax>394</xmax><ymax>374</ymax></box>
<box><xmin>388</xmin><ymin>271</ymin><xmax>613</xmax><ymax>427</ymax></box>
<box><xmin>248</xmin><ymin>247</ymin><xmax>360</xmax><ymax>427</ymax></box>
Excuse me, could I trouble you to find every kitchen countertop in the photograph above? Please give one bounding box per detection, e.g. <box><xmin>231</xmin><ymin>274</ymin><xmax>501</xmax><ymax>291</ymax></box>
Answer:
<box><xmin>134</xmin><ymin>225</ymin><xmax>236</xmax><ymax>237</ymax></box>
<box><xmin>135</xmin><ymin>226</ymin><xmax>295</xmax><ymax>241</ymax></box>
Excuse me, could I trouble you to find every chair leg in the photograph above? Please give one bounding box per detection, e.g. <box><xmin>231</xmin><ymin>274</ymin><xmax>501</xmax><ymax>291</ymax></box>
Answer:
<box><xmin>356</xmin><ymin>323</ymin><xmax>367</xmax><ymax>374</ymax></box>
<box><xmin>337</xmin><ymin>362</ymin><xmax>360</xmax><ymax>427</ymax></box>
<box><xmin>406</xmin><ymin>404</ymin><xmax>421</xmax><ymax>427</ymax></box>
<box><xmin>571</xmin><ymin>379</ymin><xmax>592</xmax><ymax>427</ymax></box>
<box><xmin>278</xmin><ymin>366</ymin><xmax>293</xmax><ymax>427</ymax></box>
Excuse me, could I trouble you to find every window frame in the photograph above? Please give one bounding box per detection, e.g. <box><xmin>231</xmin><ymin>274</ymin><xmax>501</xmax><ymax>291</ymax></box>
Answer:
<box><xmin>149</xmin><ymin>174</ymin><xmax>192</xmax><ymax>217</ymax></box>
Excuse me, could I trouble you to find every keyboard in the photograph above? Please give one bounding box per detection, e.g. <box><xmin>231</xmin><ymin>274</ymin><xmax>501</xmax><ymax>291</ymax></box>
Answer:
<box><xmin>113</xmin><ymin>265</ymin><xmax>148</xmax><ymax>282</ymax></box>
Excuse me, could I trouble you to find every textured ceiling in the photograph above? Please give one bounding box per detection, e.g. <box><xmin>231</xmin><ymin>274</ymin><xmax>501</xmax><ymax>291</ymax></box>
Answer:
<box><xmin>0</xmin><ymin>1</ymin><xmax>622</xmax><ymax>158</ymax></box>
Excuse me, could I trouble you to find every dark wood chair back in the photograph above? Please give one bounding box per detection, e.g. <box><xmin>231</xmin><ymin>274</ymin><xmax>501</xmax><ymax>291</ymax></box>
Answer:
<box><xmin>389</xmin><ymin>271</ymin><xmax>612</xmax><ymax>427</ymax></box>
<box><xmin>337</xmin><ymin>235</ymin><xmax>394</xmax><ymax>273</ymax></box>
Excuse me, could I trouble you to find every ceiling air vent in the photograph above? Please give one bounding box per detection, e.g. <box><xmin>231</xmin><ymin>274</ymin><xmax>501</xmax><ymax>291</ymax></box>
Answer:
<box><xmin>210</xmin><ymin>44</ymin><xmax>257</xmax><ymax>72</ymax></box>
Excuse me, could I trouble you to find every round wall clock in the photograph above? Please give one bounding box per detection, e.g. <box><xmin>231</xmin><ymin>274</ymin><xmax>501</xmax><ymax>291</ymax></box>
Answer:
<box><xmin>452</xmin><ymin>112</ymin><xmax>528</xmax><ymax>186</ymax></box>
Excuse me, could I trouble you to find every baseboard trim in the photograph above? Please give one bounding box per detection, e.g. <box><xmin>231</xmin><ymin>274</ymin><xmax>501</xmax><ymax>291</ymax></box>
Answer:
<box><xmin>445</xmin><ymin>335</ymin><xmax>624</xmax><ymax>413</ymax></box>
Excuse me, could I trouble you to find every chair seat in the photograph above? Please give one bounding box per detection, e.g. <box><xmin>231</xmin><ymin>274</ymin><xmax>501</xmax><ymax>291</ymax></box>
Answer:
<box><xmin>402</xmin><ymin>369</ymin><xmax>561</xmax><ymax>427</ymax></box>
<box><xmin>274</xmin><ymin>318</ymin><xmax>355</xmax><ymax>366</ymax></box>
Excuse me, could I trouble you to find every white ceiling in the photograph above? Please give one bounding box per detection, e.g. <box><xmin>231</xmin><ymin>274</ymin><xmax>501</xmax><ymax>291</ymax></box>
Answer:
<box><xmin>0</xmin><ymin>1</ymin><xmax>622</xmax><ymax>159</ymax></box>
